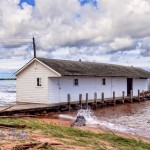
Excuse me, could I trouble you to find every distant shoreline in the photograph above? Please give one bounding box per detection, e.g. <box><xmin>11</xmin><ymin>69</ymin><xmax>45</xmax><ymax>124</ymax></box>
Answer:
<box><xmin>0</xmin><ymin>78</ymin><xmax>16</xmax><ymax>80</ymax></box>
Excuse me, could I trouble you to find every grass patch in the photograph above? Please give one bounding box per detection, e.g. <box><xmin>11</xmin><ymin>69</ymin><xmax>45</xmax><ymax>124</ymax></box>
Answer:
<box><xmin>0</xmin><ymin>118</ymin><xmax>150</xmax><ymax>150</ymax></box>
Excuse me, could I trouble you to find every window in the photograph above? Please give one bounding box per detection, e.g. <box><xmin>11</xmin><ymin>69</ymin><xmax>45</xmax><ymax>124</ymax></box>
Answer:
<box><xmin>74</xmin><ymin>79</ymin><xmax>78</xmax><ymax>86</ymax></box>
<box><xmin>37</xmin><ymin>77</ymin><xmax>42</xmax><ymax>86</ymax></box>
<box><xmin>102</xmin><ymin>78</ymin><xmax>106</xmax><ymax>85</ymax></box>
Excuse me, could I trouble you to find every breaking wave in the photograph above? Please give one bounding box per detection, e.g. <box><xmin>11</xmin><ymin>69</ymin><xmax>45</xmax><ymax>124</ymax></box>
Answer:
<box><xmin>59</xmin><ymin>108</ymin><xmax>138</xmax><ymax>135</ymax></box>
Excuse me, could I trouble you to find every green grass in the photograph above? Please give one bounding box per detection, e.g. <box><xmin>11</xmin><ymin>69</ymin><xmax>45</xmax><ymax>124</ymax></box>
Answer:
<box><xmin>0</xmin><ymin>118</ymin><xmax>150</xmax><ymax>150</ymax></box>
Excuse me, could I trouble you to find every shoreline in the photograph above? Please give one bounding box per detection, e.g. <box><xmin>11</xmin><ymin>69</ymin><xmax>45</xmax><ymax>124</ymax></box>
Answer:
<box><xmin>41</xmin><ymin>115</ymin><xmax>150</xmax><ymax>143</ymax></box>
<box><xmin>0</xmin><ymin>102</ymin><xmax>150</xmax><ymax>143</ymax></box>
<box><xmin>0</xmin><ymin>115</ymin><xmax>150</xmax><ymax>149</ymax></box>
<box><xmin>0</xmin><ymin>103</ymin><xmax>150</xmax><ymax>142</ymax></box>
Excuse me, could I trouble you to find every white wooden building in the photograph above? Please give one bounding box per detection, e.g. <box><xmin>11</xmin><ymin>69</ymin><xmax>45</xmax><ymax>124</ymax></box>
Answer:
<box><xmin>15</xmin><ymin>58</ymin><xmax>150</xmax><ymax>104</ymax></box>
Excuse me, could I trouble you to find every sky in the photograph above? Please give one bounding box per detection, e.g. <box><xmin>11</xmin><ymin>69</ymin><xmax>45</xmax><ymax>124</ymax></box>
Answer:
<box><xmin>0</xmin><ymin>0</ymin><xmax>150</xmax><ymax>78</ymax></box>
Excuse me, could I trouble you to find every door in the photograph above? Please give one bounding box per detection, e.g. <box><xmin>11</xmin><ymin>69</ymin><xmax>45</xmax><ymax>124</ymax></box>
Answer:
<box><xmin>127</xmin><ymin>78</ymin><xmax>133</xmax><ymax>96</ymax></box>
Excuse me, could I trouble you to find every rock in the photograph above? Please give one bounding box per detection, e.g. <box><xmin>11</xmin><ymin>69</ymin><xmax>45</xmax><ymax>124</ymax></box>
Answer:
<box><xmin>71</xmin><ymin>116</ymin><xmax>86</xmax><ymax>127</ymax></box>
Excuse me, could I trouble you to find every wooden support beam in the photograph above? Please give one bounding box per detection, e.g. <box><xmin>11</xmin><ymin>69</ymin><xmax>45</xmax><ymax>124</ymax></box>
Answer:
<box><xmin>79</xmin><ymin>94</ymin><xmax>82</xmax><ymax>109</ymax></box>
<box><xmin>94</xmin><ymin>92</ymin><xmax>97</xmax><ymax>108</ymax></box>
<box><xmin>113</xmin><ymin>91</ymin><xmax>116</xmax><ymax>106</ymax></box>
<box><xmin>138</xmin><ymin>89</ymin><xmax>140</xmax><ymax>101</ymax></box>
<box><xmin>142</xmin><ymin>91</ymin><xmax>145</xmax><ymax>101</ymax></box>
<box><xmin>67</xmin><ymin>94</ymin><xmax>71</xmax><ymax>111</ymax></box>
<box><xmin>130</xmin><ymin>90</ymin><xmax>133</xmax><ymax>103</ymax></box>
<box><xmin>102</xmin><ymin>92</ymin><xmax>104</xmax><ymax>105</ymax></box>
<box><xmin>122</xmin><ymin>91</ymin><xmax>125</xmax><ymax>104</ymax></box>
<box><xmin>86</xmin><ymin>93</ymin><xmax>88</xmax><ymax>108</ymax></box>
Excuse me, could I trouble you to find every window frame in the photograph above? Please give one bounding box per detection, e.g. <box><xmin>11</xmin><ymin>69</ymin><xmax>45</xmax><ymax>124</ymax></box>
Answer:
<box><xmin>37</xmin><ymin>77</ymin><xmax>42</xmax><ymax>87</ymax></box>
<box><xmin>74</xmin><ymin>78</ymin><xmax>79</xmax><ymax>86</ymax></box>
<box><xmin>102</xmin><ymin>78</ymin><xmax>106</xmax><ymax>85</ymax></box>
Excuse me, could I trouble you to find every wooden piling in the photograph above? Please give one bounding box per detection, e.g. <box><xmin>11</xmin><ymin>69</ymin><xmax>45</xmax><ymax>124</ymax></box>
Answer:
<box><xmin>142</xmin><ymin>91</ymin><xmax>145</xmax><ymax>101</ymax></box>
<box><xmin>79</xmin><ymin>94</ymin><xmax>82</xmax><ymax>108</ymax></box>
<box><xmin>94</xmin><ymin>92</ymin><xmax>97</xmax><ymax>108</ymax></box>
<box><xmin>67</xmin><ymin>94</ymin><xmax>71</xmax><ymax>111</ymax></box>
<box><xmin>130</xmin><ymin>90</ymin><xmax>133</xmax><ymax>103</ymax></box>
<box><xmin>122</xmin><ymin>91</ymin><xmax>125</xmax><ymax>104</ymax></box>
<box><xmin>102</xmin><ymin>92</ymin><xmax>104</xmax><ymax>105</ymax></box>
<box><xmin>113</xmin><ymin>91</ymin><xmax>116</xmax><ymax>106</ymax></box>
<box><xmin>138</xmin><ymin>89</ymin><xmax>140</xmax><ymax>101</ymax></box>
<box><xmin>86</xmin><ymin>93</ymin><xmax>88</xmax><ymax>108</ymax></box>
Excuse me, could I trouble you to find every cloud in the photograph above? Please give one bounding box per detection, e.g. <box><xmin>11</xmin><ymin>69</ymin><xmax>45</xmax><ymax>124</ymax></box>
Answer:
<box><xmin>0</xmin><ymin>0</ymin><xmax>150</xmax><ymax>70</ymax></box>
<box><xmin>109</xmin><ymin>37</ymin><xmax>134</xmax><ymax>51</ymax></box>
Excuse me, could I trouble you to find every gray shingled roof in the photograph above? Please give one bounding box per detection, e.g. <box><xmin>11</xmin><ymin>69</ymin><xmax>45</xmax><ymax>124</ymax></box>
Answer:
<box><xmin>37</xmin><ymin>57</ymin><xmax>150</xmax><ymax>78</ymax></box>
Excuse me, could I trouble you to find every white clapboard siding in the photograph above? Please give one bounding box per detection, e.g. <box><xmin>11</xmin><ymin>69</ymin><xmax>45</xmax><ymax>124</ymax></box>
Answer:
<box><xmin>16</xmin><ymin>60</ymin><xmax>60</xmax><ymax>104</ymax></box>
<box><xmin>48</xmin><ymin>77</ymin><xmax>136</xmax><ymax>103</ymax></box>
<box><xmin>48</xmin><ymin>77</ymin><xmax>149</xmax><ymax>103</ymax></box>
<box><xmin>112</xmin><ymin>78</ymin><xmax>127</xmax><ymax>97</ymax></box>
<box><xmin>133</xmin><ymin>79</ymin><xmax>148</xmax><ymax>95</ymax></box>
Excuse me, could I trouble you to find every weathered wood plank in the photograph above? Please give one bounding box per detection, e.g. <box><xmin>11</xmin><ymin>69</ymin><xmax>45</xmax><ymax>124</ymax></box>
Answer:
<box><xmin>79</xmin><ymin>94</ymin><xmax>82</xmax><ymax>108</ymax></box>
<box><xmin>122</xmin><ymin>91</ymin><xmax>125</xmax><ymax>103</ymax></box>
<box><xmin>94</xmin><ymin>92</ymin><xmax>97</xmax><ymax>108</ymax></box>
<box><xmin>138</xmin><ymin>89</ymin><xmax>140</xmax><ymax>101</ymax></box>
<box><xmin>67</xmin><ymin>94</ymin><xmax>71</xmax><ymax>111</ymax></box>
<box><xmin>86</xmin><ymin>93</ymin><xmax>88</xmax><ymax>108</ymax></box>
<box><xmin>113</xmin><ymin>91</ymin><xmax>116</xmax><ymax>106</ymax></box>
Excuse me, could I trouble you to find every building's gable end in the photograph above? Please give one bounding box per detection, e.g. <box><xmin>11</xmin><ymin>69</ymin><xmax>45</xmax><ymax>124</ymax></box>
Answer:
<box><xmin>16</xmin><ymin>59</ymin><xmax>60</xmax><ymax>104</ymax></box>
<box><xmin>35</xmin><ymin>59</ymin><xmax>61</xmax><ymax>77</ymax></box>
<box><xmin>15</xmin><ymin>58</ymin><xmax>61</xmax><ymax>77</ymax></box>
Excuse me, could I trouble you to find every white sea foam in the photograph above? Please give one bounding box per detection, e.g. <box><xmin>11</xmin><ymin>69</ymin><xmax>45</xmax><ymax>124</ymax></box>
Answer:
<box><xmin>59</xmin><ymin>108</ymin><xmax>136</xmax><ymax>134</ymax></box>
<box><xmin>59</xmin><ymin>108</ymin><xmax>150</xmax><ymax>138</ymax></box>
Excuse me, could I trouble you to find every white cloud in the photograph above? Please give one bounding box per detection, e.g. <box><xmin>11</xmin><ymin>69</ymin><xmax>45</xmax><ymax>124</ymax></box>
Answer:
<box><xmin>109</xmin><ymin>37</ymin><xmax>134</xmax><ymax>51</ymax></box>
<box><xmin>0</xmin><ymin>58</ymin><xmax>29</xmax><ymax>70</ymax></box>
<box><xmin>0</xmin><ymin>0</ymin><xmax>150</xmax><ymax>70</ymax></box>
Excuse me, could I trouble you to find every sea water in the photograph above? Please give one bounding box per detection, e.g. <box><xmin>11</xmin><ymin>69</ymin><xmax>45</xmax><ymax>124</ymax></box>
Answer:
<box><xmin>59</xmin><ymin>103</ymin><xmax>150</xmax><ymax>138</ymax></box>
<box><xmin>0</xmin><ymin>80</ymin><xmax>16</xmax><ymax>106</ymax></box>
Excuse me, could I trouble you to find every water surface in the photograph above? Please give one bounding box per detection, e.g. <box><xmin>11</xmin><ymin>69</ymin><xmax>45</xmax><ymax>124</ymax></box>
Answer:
<box><xmin>60</xmin><ymin>101</ymin><xmax>150</xmax><ymax>138</ymax></box>
<box><xmin>0</xmin><ymin>80</ymin><xmax>16</xmax><ymax>106</ymax></box>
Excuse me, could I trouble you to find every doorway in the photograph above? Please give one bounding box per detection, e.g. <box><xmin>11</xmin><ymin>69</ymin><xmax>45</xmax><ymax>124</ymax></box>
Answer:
<box><xmin>127</xmin><ymin>78</ymin><xmax>133</xmax><ymax>96</ymax></box>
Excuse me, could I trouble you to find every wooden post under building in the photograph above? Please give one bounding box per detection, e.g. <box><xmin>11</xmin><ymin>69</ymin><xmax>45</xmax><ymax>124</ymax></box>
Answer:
<box><xmin>86</xmin><ymin>93</ymin><xmax>88</xmax><ymax>108</ymax></box>
<box><xmin>130</xmin><ymin>90</ymin><xmax>133</xmax><ymax>103</ymax></box>
<box><xmin>67</xmin><ymin>94</ymin><xmax>71</xmax><ymax>111</ymax></box>
<box><xmin>94</xmin><ymin>92</ymin><xmax>97</xmax><ymax>108</ymax></box>
<box><xmin>113</xmin><ymin>91</ymin><xmax>116</xmax><ymax>106</ymax></box>
<box><xmin>79</xmin><ymin>94</ymin><xmax>82</xmax><ymax>108</ymax></box>
<box><xmin>138</xmin><ymin>89</ymin><xmax>140</xmax><ymax>101</ymax></box>
<box><xmin>102</xmin><ymin>92</ymin><xmax>104</xmax><ymax>105</ymax></box>
<box><xmin>142</xmin><ymin>91</ymin><xmax>145</xmax><ymax>101</ymax></box>
<box><xmin>122</xmin><ymin>91</ymin><xmax>125</xmax><ymax>103</ymax></box>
